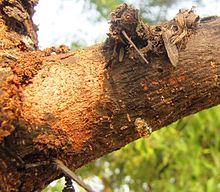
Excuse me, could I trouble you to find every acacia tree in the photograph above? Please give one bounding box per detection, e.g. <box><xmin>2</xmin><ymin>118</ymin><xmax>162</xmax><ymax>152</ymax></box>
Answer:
<box><xmin>0</xmin><ymin>0</ymin><xmax>219</xmax><ymax>191</ymax></box>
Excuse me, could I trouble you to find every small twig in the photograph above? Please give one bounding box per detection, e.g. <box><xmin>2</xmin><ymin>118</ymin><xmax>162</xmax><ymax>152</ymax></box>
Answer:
<box><xmin>121</xmin><ymin>30</ymin><xmax>148</xmax><ymax>64</ymax></box>
<box><xmin>54</xmin><ymin>159</ymin><xmax>94</xmax><ymax>192</ymax></box>
<box><xmin>25</xmin><ymin>160</ymin><xmax>50</xmax><ymax>169</ymax></box>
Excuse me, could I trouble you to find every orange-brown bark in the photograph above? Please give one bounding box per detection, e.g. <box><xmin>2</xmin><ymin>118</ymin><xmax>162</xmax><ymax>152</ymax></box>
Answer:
<box><xmin>0</xmin><ymin>1</ymin><xmax>220</xmax><ymax>191</ymax></box>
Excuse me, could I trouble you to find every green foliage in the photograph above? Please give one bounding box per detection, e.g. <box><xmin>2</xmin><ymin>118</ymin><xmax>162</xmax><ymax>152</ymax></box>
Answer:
<box><xmin>86</xmin><ymin>0</ymin><xmax>180</xmax><ymax>23</ymax></box>
<box><xmin>148</xmin><ymin>0</ymin><xmax>177</xmax><ymax>6</ymax></box>
<box><xmin>138</xmin><ymin>0</ymin><xmax>178</xmax><ymax>23</ymax></box>
<box><xmin>71</xmin><ymin>42</ymin><xmax>83</xmax><ymax>50</ymax></box>
<box><xmin>43</xmin><ymin>178</ymin><xmax>65</xmax><ymax>192</ymax></box>
<box><xmin>87</xmin><ymin>0</ymin><xmax>124</xmax><ymax>19</ymax></box>
<box><xmin>77</xmin><ymin>105</ymin><xmax>220</xmax><ymax>191</ymax></box>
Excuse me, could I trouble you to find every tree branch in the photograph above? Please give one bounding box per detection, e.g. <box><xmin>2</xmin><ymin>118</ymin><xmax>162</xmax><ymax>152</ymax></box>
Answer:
<box><xmin>0</xmin><ymin>2</ymin><xmax>219</xmax><ymax>191</ymax></box>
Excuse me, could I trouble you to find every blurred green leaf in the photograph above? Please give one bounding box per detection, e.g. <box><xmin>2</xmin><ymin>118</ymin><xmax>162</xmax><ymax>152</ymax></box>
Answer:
<box><xmin>43</xmin><ymin>178</ymin><xmax>65</xmax><ymax>192</ymax></box>
<box><xmin>86</xmin><ymin>0</ymin><xmax>124</xmax><ymax>19</ymax></box>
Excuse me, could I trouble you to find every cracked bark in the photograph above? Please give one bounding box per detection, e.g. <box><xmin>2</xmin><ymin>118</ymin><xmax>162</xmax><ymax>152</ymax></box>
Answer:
<box><xmin>0</xmin><ymin>1</ymin><xmax>220</xmax><ymax>191</ymax></box>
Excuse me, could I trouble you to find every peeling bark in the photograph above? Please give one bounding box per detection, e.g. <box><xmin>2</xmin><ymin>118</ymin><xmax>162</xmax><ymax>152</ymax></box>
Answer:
<box><xmin>0</xmin><ymin>1</ymin><xmax>220</xmax><ymax>191</ymax></box>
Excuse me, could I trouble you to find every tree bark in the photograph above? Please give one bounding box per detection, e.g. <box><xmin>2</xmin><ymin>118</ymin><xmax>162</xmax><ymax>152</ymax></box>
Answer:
<box><xmin>0</xmin><ymin>1</ymin><xmax>220</xmax><ymax>191</ymax></box>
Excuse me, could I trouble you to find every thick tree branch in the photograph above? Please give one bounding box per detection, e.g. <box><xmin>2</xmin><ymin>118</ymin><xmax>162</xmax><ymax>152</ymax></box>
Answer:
<box><xmin>0</xmin><ymin>2</ymin><xmax>219</xmax><ymax>191</ymax></box>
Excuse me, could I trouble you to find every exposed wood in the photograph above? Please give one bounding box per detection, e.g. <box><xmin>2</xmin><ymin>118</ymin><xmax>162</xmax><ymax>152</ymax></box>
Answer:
<box><xmin>0</xmin><ymin>2</ymin><xmax>219</xmax><ymax>191</ymax></box>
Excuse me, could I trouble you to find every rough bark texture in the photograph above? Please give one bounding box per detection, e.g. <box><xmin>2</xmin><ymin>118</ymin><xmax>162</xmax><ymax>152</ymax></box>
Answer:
<box><xmin>0</xmin><ymin>1</ymin><xmax>220</xmax><ymax>191</ymax></box>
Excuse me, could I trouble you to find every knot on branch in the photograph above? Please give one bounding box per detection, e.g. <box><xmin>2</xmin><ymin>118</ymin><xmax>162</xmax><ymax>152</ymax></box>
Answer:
<box><xmin>105</xmin><ymin>4</ymin><xmax>200</xmax><ymax>68</ymax></box>
<box><xmin>108</xmin><ymin>3</ymin><xmax>139</xmax><ymax>40</ymax></box>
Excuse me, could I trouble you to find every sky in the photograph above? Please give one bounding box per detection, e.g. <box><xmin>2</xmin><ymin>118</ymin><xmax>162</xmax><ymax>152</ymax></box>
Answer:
<box><xmin>33</xmin><ymin>0</ymin><xmax>220</xmax><ymax>49</ymax></box>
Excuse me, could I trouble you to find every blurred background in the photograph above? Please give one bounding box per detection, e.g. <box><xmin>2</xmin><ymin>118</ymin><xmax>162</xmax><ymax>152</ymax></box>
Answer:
<box><xmin>33</xmin><ymin>0</ymin><xmax>220</xmax><ymax>191</ymax></box>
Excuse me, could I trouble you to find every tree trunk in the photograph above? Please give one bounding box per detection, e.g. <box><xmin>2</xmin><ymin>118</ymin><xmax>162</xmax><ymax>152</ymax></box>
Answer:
<box><xmin>0</xmin><ymin>1</ymin><xmax>219</xmax><ymax>191</ymax></box>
